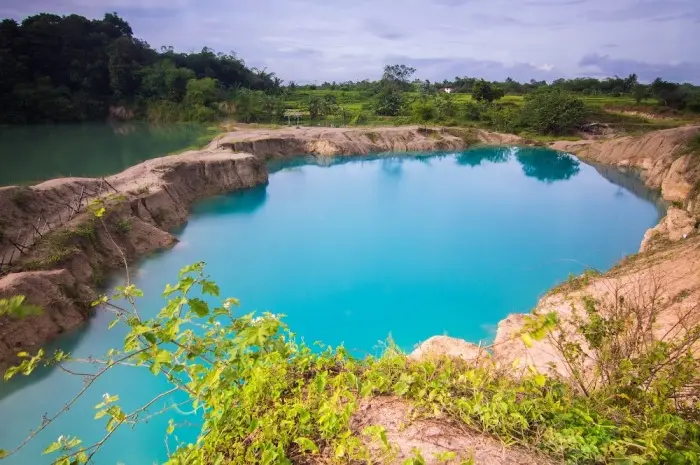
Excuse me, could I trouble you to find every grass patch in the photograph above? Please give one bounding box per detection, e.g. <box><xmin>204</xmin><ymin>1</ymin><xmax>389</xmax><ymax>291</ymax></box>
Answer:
<box><xmin>115</xmin><ymin>218</ymin><xmax>132</xmax><ymax>234</ymax></box>
<box><xmin>20</xmin><ymin>221</ymin><xmax>96</xmax><ymax>271</ymax></box>
<box><xmin>548</xmin><ymin>268</ymin><xmax>602</xmax><ymax>295</ymax></box>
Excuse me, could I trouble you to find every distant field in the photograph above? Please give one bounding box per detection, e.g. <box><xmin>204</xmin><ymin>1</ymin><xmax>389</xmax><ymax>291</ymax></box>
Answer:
<box><xmin>279</xmin><ymin>88</ymin><xmax>696</xmax><ymax>134</ymax></box>
<box><xmin>284</xmin><ymin>89</ymin><xmax>658</xmax><ymax>110</ymax></box>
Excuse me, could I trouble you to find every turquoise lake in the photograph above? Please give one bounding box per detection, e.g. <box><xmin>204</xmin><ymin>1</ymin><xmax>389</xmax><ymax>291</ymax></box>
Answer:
<box><xmin>0</xmin><ymin>147</ymin><xmax>662</xmax><ymax>464</ymax></box>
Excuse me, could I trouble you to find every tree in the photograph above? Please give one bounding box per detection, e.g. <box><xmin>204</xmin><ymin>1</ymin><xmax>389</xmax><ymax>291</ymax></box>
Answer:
<box><xmin>184</xmin><ymin>77</ymin><xmax>218</xmax><ymax>106</ymax></box>
<box><xmin>0</xmin><ymin>12</ymin><xmax>280</xmax><ymax>123</ymax></box>
<box><xmin>650</xmin><ymin>78</ymin><xmax>689</xmax><ymax>109</ymax></box>
<box><xmin>374</xmin><ymin>87</ymin><xmax>404</xmax><ymax>116</ymax></box>
<box><xmin>307</xmin><ymin>96</ymin><xmax>327</xmax><ymax>120</ymax></box>
<box><xmin>382</xmin><ymin>64</ymin><xmax>416</xmax><ymax>87</ymax></box>
<box><xmin>412</xmin><ymin>97</ymin><xmax>435</xmax><ymax>127</ymax></box>
<box><xmin>434</xmin><ymin>92</ymin><xmax>456</xmax><ymax>120</ymax></box>
<box><xmin>633</xmin><ymin>84</ymin><xmax>648</xmax><ymax>104</ymax></box>
<box><xmin>521</xmin><ymin>88</ymin><xmax>588</xmax><ymax>135</ymax></box>
<box><xmin>471</xmin><ymin>80</ymin><xmax>505</xmax><ymax>103</ymax></box>
<box><xmin>140</xmin><ymin>60</ymin><xmax>195</xmax><ymax>102</ymax></box>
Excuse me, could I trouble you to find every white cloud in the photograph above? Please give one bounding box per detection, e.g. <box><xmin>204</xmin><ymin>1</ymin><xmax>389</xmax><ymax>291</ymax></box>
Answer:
<box><xmin>2</xmin><ymin>0</ymin><xmax>699</xmax><ymax>83</ymax></box>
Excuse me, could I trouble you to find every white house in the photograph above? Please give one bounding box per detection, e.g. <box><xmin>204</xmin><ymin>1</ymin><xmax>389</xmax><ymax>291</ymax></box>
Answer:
<box><xmin>441</xmin><ymin>87</ymin><xmax>454</xmax><ymax>94</ymax></box>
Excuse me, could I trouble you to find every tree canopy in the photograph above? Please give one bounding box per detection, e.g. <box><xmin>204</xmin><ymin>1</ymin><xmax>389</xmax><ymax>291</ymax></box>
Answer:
<box><xmin>0</xmin><ymin>13</ymin><xmax>279</xmax><ymax>123</ymax></box>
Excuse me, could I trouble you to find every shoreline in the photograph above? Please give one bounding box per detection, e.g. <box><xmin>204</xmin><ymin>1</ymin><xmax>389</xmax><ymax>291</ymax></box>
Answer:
<box><xmin>1</xmin><ymin>124</ymin><xmax>699</xmax><ymax>370</ymax></box>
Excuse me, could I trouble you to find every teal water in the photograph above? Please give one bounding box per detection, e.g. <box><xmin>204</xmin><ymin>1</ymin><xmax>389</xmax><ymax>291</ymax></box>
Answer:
<box><xmin>0</xmin><ymin>147</ymin><xmax>662</xmax><ymax>464</ymax></box>
<box><xmin>0</xmin><ymin>123</ymin><xmax>209</xmax><ymax>186</ymax></box>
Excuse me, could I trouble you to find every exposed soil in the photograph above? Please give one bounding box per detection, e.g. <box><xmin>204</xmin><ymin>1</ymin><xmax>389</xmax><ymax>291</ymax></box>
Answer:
<box><xmin>2</xmin><ymin>124</ymin><xmax>700</xmax><ymax>463</ymax></box>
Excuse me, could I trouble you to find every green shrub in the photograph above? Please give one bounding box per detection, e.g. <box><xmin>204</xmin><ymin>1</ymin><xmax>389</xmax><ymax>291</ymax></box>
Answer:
<box><xmin>485</xmin><ymin>105</ymin><xmax>521</xmax><ymax>133</ymax></box>
<box><xmin>4</xmin><ymin>263</ymin><xmax>698</xmax><ymax>465</ymax></box>
<box><xmin>350</xmin><ymin>111</ymin><xmax>371</xmax><ymax>125</ymax></box>
<box><xmin>461</xmin><ymin>101</ymin><xmax>486</xmax><ymax>121</ymax></box>
<box><xmin>521</xmin><ymin>88</ymin><xmax>588</xmax><ymax>135</ymax></box>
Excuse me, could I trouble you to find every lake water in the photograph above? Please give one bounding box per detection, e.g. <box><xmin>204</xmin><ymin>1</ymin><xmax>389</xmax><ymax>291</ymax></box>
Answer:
<box><xmin>0</xmin><ymin>147</ymin><xmax>662</xmax><ymax>464</ymax></box>
<box><xmin>0</xmin><ymin>123</ymin><xmax>209</xmax><ymax>186</ymax></box>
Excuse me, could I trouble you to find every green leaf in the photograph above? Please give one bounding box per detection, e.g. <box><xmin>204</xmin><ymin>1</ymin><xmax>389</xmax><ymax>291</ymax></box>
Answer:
<box><xmin>167</xmin><ymin>419</ymin><xmax>175</xmax><ymax>435</ymax></box>
<box><xmin>0</xmin><ymin>295</ymin><xmax>42</xmax><ymax>318</ymax></box>
<box><xmin>94</xmin><ymin>206</ymin><xmax>106</xmax><ymax>218</ymax></box>
<box><xmin>179</xmin><ymin>262</ymin><xmax>204</xmax><ymax>277</ymax></box>
<box><xmin>534</xmin><ymin>374</ymin><xmax>547</xmax><ymax>387</ymax></box>
<box><xmin>108</xmin><ymin>318</ymin><xmax>119</xmax><ymax>330</ymax></box>
<box><xmin>294</xmin><ymin>437</ymin><xmax>319</xmax><ymax>453</ymax></box>
<box><xmin>91</xmin><ymin>295</ymin><xmax>108</xmax><ymax>307</ymax></box>
<box><xmin>201</xmin><ymin>280</ymin><xmax>220</xmax><ymax>297</ymax></box>
<box><xmin>393</xmin><ymin>381</ymin><xmax>410</xmax><ymax>396</ymax></box>
<box><xmin>155</xmin><ymin>350</ymin><xmax>173</xmax><ymax>365</ymax></box>
<box><xmin>65</xmin><ymin>437</ymin><xmax>82</xmax><ymax>449</ymax></box>
<box><xmin>42</xmin><ymin>441</ymin><xmax>62</xmax><ymax>455</ymax></box>
<box><xmin>0</xmin><ymin>449</ymin><xmax>7</xmax><ymax>458</ymax></box>
<box><xmin>521</xmin><ymin>333</ymin><xmax>534</xmax><ymax>348</ymax></box>
<box><xmin>334</xmin><ymin>443</ymin><xmax>346</xmax><ymax>458</ymax></box>
<box><xmin>189</xmin><ymin>298</ymin><xmax>210</xmax><ymax>317</ymax></box>
<box><xmin>150</xmin><ymin>361</ymin><xmax>161</xmax><ymax>376</ymax></box>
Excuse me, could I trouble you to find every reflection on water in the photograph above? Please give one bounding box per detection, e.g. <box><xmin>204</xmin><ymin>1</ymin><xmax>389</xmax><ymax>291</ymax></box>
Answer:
<box><xmin>516</xmin><ymin>149</ymin><xmax>580</xmax><ymax>182</ymax></box>
<box><xmin>456</xmin><ymin>146</ymin><xmax>512</xmax><ymax>166</ymax></box>
<box><xmin>0</xmin><ymin>122</ymin><xmax>209</xmax><ymax>186</ymax></box>
<box><xmin>456</xmin><ymin>146</ymin><xmax>581</xmax><ymax>182</ymax></box>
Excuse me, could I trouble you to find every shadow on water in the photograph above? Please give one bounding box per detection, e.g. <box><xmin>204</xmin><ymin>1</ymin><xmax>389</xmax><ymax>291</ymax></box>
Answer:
<box><xmin>0</xmin><ymin>322</ymin><xmax>88</xmax><ymax>402</ymax></box>
<box><xmin>588</xmin><ymin>162</ymin><xmax>666</xmax><ymax>216</ymax></box>
<box><xmin>191</xmin><ymin>183</ymin><xmax>270</xmax><ymax>217</ymax></box>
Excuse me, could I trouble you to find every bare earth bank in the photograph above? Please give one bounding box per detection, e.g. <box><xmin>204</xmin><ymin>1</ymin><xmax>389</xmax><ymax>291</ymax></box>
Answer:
<box><xmin>1</xmin><ymin>124</ymin><xmax>700</xmax><ymax>464</ymax></box>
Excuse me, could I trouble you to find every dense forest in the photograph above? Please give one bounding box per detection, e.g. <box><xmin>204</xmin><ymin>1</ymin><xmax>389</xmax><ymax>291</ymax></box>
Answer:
<box><xmin>0</xmin><ymin>13</ymin><xmax>280</xmax><ymax>123</ymax></box>
<box><xmin>1</xmin><ymin>12</ymin><xmax>700</xmax><ymax>133</ymax></box>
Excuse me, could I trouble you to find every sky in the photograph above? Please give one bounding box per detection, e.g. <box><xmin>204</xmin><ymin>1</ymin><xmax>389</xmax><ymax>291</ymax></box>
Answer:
<box><xmin>2</xmin><ymin>0</ymin><xmax>700</xmax><ymax>84</ymax></box>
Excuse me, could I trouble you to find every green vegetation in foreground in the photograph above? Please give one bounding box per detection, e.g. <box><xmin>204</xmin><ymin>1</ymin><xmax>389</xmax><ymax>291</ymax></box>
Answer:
<box><xmin>1</xmin><ymin>259</ymin><xmax>698</xmax><ymax>464</ymax></box>
<box><xmin>2</xmin><ymin>13</ymin><xmax>700</xmax><ymax>136</ymax></box>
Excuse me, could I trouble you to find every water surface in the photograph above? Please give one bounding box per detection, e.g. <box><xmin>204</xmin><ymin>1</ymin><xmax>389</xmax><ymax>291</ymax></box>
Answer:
<box><xmin>0</xmin><ymin>147</ymin><xmax>662</xmax><ymax>464</ymax></box>
<box><xmin>0</xmin><ymin>123</ymin><xmax>209</xmax><ymax>186</ymax></box>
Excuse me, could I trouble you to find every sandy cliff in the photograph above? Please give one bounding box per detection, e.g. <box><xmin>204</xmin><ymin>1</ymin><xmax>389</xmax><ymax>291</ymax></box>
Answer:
<box><xmin>551</xmin><ymin>126</ymin><xmax>700</xmax><ymax>204</ymax></box>
<box><xmin>0</xmin><ymin>150</ymin><xmax>266</xmax><ymax>368</ymax></box>
<box><xmin>211</xmin><ymin>125</ymin><xmax>522</xmax><ymax>159</ymax></box>
<box><xmin>489</xmin><ymin>125</ymin><xmax>700</xmax><ymax>376</ymax></box>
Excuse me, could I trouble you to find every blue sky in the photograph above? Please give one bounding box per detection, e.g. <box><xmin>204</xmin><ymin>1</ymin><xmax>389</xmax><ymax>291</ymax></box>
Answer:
<box><xmin>3</xmin><ymin>0</ymin><xmax>700</xmax><ymax>83</ymax></box>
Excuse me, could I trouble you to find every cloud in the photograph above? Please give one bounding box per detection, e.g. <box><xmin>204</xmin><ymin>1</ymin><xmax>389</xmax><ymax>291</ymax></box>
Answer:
<box><xmin>1</xmin><ymin>0</ymin><xmax>699</xmax><ymax>84</ymax></box>
<box><xmin>364</xmin><ymin>19</ymin><xmax>406</xmax><ymax>40</ymax></box>
<box><xmin>579</xmin><ymin>54</ymin><xmax>700</xmax><ymax>83</ymax></box>
<box><xmin>433</xmin><ymin>0</ymin><xmax>474</xmax><ymax>6</ymax></box>
<box><xmin>587</xmin><ymin>0</ymin><xmax>700</xmax><ymax>22</ymax></box>
<box><xmin>387</xmin><ymin>56</ymin><xmax>561</xmax><ymax>82</ymax></box>
<box><xmin>524</xmin><ymin>0</ymin><xmax>590</xmax><ymax>5</ymax></box>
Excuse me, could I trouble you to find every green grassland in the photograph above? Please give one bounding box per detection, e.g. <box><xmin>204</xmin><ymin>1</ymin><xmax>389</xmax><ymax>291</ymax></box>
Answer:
<box><xmin>277</xmin><ymin>88</ymin><xmax>696</xmax><ymax>138</ymax></box>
